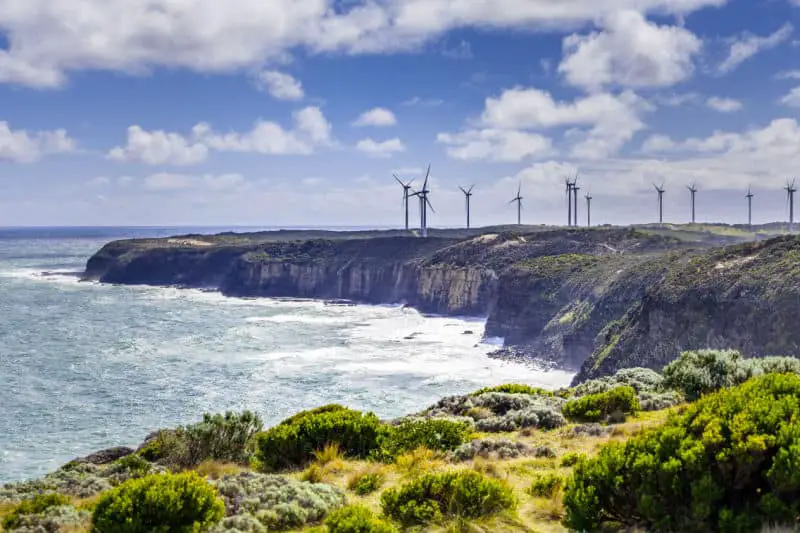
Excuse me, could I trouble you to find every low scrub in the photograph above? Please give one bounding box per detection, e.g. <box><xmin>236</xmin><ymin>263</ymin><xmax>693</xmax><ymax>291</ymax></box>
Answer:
<box><xmin>91</xmin><ymin>471</ymin><xmax>224</xmax><ymax>532</ymax></box>
<box><xmin>663</xmin><ymin>349</ymin><xmax>800</xmax><ymax>401</ymax></box>
<box><xmin>563</xmin><ymin>373</ymin><xmax>800</xmax><ymax>532</ymax></box>
<box><xmin>213</xmin><ymin>472</ymin><xmax>345</xmax><ymax>529</ymax></box>
<box><xmin>347</xmin><ymin>468</ymin><xmax>386</xmax><ymax>496</ymax></box>
<box><xmin>450</xmin><ymin>439</ymin><xmax>536</xmax><ymax>461</ymax></box>
<box><xmin>3</xmin><ymin>493</ymin><xmax>71</xmax><ymax>530</ymax></box>
<box><xmin>381</xmin><ymin>470</ymin><xmax>516</xmax><ymax>526</ymax></box>
<box><xmin>139</xmin><ymin>410</ymin><xmax>262</xmax><ymax>470</ymax></box>
<box><xmin>527</xmin><ymin>473</ymin><xmax>564</xmax><ymax>498</ymax></box>
<box><xmin>376</xmin><ymin>417</ymin><xmax>473</xmax><ymax>460</ymax></box>
<box><xmin>562</xmin><ymin>385</ymin><xmax>639</xmax><ymax>423</ymax></box>
<box><xmin>471</xmin><ymin>384</ymin><xmax>554</xmax><ymax>396</ymax></box>
<box><xmin>254</xmin><ymin>405</ymin><xmax>384</xmax><ymax>471</ymax></box>
<box><xmin>325</xmin><ymin>505</ymin><xmax>398</xmax><ymax>533</ymax></box>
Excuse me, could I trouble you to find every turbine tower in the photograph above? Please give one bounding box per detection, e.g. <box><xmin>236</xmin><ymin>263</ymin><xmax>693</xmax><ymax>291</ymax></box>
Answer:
<box><xmin>510</xmin><ymin>182</ymin><xmax>523</xmax><ymax>225</ymax></box>
<box><xmin>746</xmin><ymin>187</ymin><xmax>754</xmax><ymax>228</ymax></box>
<box><xmin>393</xmin><ymin>173</ymin><xmax>414</xmax><ymax>231</ymax></box>
<box><xmin>459</xmin><ymin>185</ymin><xmax>475</xmax><ymax>229</ymax></box>
<box><xmin>572</xmin><ymin>176</ymin><xmax>580</xmax><ymax>228</ymax></box>
<box><xmin>410</xmin><ymin>165</ymin><xmax>434</xmax><ymax>238</ymax></box>
<box><xmin>654</xmin><ymin>182</ymin><xmax>665</xmax><ymax>227</ymax></box>
<box><xmin>564</xmin><ymin>177</ymin><xmax>574</xmax><ymax>227</ymax></box>
<box><xmin>687</xmin><ymin>182</ymin><xmax>698</xmax><ymax>224</ymax></box>
<box><xmin>585</xmin><ymin>192</ymin><xmax>592</xmax><ymax>228</ymax></box>
<box><xmin>786</xmin><ymin>179</ymin><xmax>797</xmax><ymax>233</ymax></box>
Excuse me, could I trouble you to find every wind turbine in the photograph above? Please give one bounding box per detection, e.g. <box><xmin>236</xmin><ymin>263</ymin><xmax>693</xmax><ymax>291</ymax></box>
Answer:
<box><xmin>510</xmin><ymin>182</ymin><xmax>523</xmax><ymax>225</ymax></box>
<box><xmin>572</xmin><ymin>175</ymin><xmax>580</xmax><ymax>228</ymax></box>
<box><xmin>654</xmin><ymin>182</ymin><xmax>665</xmax><ymax>227</ymax></box>
<box><xmin>687</xmin><ymin>182</ymin><xmax>698</xmax><ymax>224</ymax></box>
<box><xmin>393</xmin><ymin>173</ymin><xmax>414</xmax><ymax>231</ymax></box>
<box><xmin>564</xmin><ymin>177</ymin><xmax>574</xmax><ymax>227</ymax></box>
<box><xmin>459</xmin><ymin>185</ymin><xmax>475</xmax><ymax>229</ymax></box>
<box><xmin>786</xmin><ymin>179</ymin><xmax>797</xmax><ymax>233</ymax></box>
<box><xmin>585</xmin><ymin>191</ymin><xmax>593</xmax><ymax>228</ymax></box>
<box><xmin>746</xmin><ymin>187</ymin><xmax>754</xmax><ymax>228</ymax></box>
<box><xmin>410</xmin><ymin>165</ymin><xmax>434</xmax><ymax>238</ymax></box>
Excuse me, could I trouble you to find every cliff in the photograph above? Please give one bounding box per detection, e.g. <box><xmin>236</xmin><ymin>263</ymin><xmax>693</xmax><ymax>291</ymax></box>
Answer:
<box><xmin>82</xmin><ymin>226</ymin><xmax>800</xmax><ymax>381</ymax></box>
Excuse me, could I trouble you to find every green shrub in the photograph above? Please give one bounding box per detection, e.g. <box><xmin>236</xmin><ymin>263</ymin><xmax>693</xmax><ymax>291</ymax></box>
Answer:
<box><xmin>471</xmin><ymin>384</ymin><xmax>554</xmax><ymax>396</ymax></box>
<box><xmin>563</xmin><ymin>373</ymin><xmax>800</xmax><ymax>532</ymax></box>
<box><xmin>255</xmin><ymin>405</ymin><xmax>385</xmax><ymax>471</ymax></box>
<box><xmin>527</xmin><ymin>473</ymin><xmax>564</xmax><ymax>498</ymax></box>
<box><xmin>348</xmin><ymin>472</ymin><xmax>385</xmax><ymax>496</ymax></box>
<box><xmin>377</xmin><ymin>417</ymin><xmax>473</xmax><ymax>460</ymax></box>
<box><xmin>3</xmin><ymin>493</ymin><xmax>71</xmax><ymax>530</ymax></box>
<box><xmin>91</xmin><ymin>472</ymin><xmax>224</xmax><ymax>532</ymax></box>
<box><xmin>562</xmin><ymin>385</ymin><xmax>639</xmax><ymax>423</ymax></box>
<box><xmin>380</xmin><ymin>470</ymin><xmax>516</xmax><ymax>526</ymax></box>
<box><xmin>325</xmin><ymin>505</ymin><xmax>397</xmax><ymax>533</ymax></box>
<box><xmin>138</xmin><ymin>411</ymin><xmax>262</xmax><ymax>469</ymax></box>
<box><xmin>663</xmin><ymin>349</ymin><xmax>800</xmax><ymax>401</ymax></box>
<box><xmin>559</xmin><ymin>452</ymin><xmax>585</xmax><ymax>467</ymax></box>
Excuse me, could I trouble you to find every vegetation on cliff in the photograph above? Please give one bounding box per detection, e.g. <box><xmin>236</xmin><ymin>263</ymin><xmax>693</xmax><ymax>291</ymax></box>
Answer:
<box><xmin>4</xmin><ymin>350</ymin><xmax>799</xmax><ymax>532</ymax></box>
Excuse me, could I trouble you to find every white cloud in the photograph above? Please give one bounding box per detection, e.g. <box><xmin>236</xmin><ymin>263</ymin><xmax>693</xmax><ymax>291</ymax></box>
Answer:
<box><xmin>0</xmin><ymin>122</ymin><xmax>76</xmax><ymax>163</ymax></box>
<box><xmin>402</xmin><ymin>97</ymin><xmax>444</xmax><ymax>107</ymax></box>
<box><xmin>775</xmin><ymin>70</ymin><xmax>800</xmax><ymax>80</ymax></box>
<box><xmin>477</xmin><ymin>87</ymin><xmax>650</xmax><ymax>158</ymax></box>
<box><xmin>558</xmin><ymin>10</ymin><xmax>702</xmax><ymax>91</ymax></box>
<box><xmin>653</xmin><ymin>92</ymin><xmax>700</xmax><ymax>107</ymax></box>
<box><xmin>110</xmin><ymin>107</ymin><xmax>333</xmax><ymax>164</ymax></box>
<box><xmin>780</xmin><ymin>87</ymin><xmax>800</xmax><ymax>108</ymax></box>
<box><xmin>108</xmin><ymin>126</ymin><xmax>209</xmax><ymax>165</ymax></box>
<box><xmin>706</xmin><ymin>96</ymin><xmax>742</xmax><ymax>112</ymax></box>
<box><xmin>353</xmin><ymin>108</ymin><xmax>397</xmax><ymax>127</ymax></box>
<box><xmin>0</xmin><ymin>0</ymin><xmax>728</xmax><ymax>88</ymax></box>
<box><xmin>437</xmin><ymin>129</ymin><xmax>553</xmax><ymax>162</ymax></box>
<box><xmin>355</xmin><ymin>137</ymin><xmax>406</xmax><ymax>157</ymax></box>
<box><xmin>641</xmin><ymin>134</ymin><xmax>677</xmax><ymax>153</ymax></box>
<box><xmin>143</xmin><ymin>172</ymin><xmax>246</xmax><ymax>191</ymax></box>
<box><xmin>718</xmin><ymin>23</ymin><xmax>793</xmax><ymax>74</ymax></box>
<box><xmin>254</xmin><ymin>70</ymin><xmax>304</xmax><ymax>100</ymax></box>
<box><xmin>86</xmin><ymin>176</ymin><xmax>110</xmax><ymax>187</ymax></box>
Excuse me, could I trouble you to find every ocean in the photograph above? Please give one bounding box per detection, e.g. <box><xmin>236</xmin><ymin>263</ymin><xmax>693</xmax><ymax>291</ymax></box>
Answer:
<box><xmin>0</xmin><ymin>227</ymin><xmax>575</xmax><ymax>483</ymax></box>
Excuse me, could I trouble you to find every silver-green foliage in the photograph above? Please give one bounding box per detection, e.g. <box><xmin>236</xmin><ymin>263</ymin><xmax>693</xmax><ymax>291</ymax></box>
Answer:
<box><xmin>570</xmin><ymin>367</ymin><xmax>683</xmax><ymax>411</ymax></box>
<box><xmin>450</xmin><ymin>439</ymin><xmax>536</xmax><ymax>461</ymax></box>
<box><xmin>212</xmin><ymin>472</ymin><xmax>345</xmax><ymax>530</ymax></box>
<box><xmin>423</xmin><ymin>392</ymin><xmax>566</xmax><ymax>432</ymax></box>
<box><xmin>3</xmin><ymin>504</ymin><xmax>90</xmax><ymax>532</ymax></box>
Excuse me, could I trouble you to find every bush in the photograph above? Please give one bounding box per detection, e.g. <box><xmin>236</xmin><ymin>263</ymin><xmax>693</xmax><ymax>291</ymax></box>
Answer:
<box><xmin>471</xmin><ymin>384</ymin><xmax>554</xmax><ymax>396</ymax></box>
<box><xmin>325</xmin><ymin>505</ymin><xmax>397</xmax><ymax>533</ymax></box>
<box><xmin>377</xmin><ymin>417</ymin><xmax>473</xmax><ymax>460</ymax></box>
<box><xmin>381</xmin><ymin>470</ymin><xmax>516</xmax><ymax>526</ymax></box>
<box><xmin>348</xmin><ymin>470</ymin><xmax>385</xmax><ymax>496</ymax></box>
<box><xmin>562</xmin><ymin>385</ymin><xmax>639</xmax><ymax>423</ymax></box>
<box><xmin>559</xmin><ymin>452</ymin><xmax>585</xmax><ymax>467</ymax></box>
<box><xmin>91</xmin><ymin>472</ymin><xmax>224</xmax><ymax>532</ymax></box>
<box><xmin>138</xmin><ymin>411</ymin><xmax>262</xmax><ymax>469</ymax></box>
<box><xmin>0</xmin><ymin>462</ymin><xmax>112</xmax><ymax>502</ymax></box>
<box><xmin>563</xmin><ymin>373</ymin><xmax>800</xmax><ymax>532</ymax></box>
<box><xmin>255</xmin><ymin>405</ymin><xmax>385</xmax><ymax>471</ymax></box>
<box><xmin>3</xmin><ymin>493</ymin><xmax>71</xmax><ymax>530</ymax></box>
<box><xmin>527</xmin><ymin>473</ymin><xmax>564</xmax><ymax>498</ymax></box>
<box><xmin>663</xmin><ymin>349</ymin><xmax>800</xmax><ymax>401</ymax></box>
<box><xmin>213</xmin><ymin>472</ymin><xmax>345</xmax><ymax>529</ymax></box>
<box><xmin>450</xmin><ymin>439</ymin><xmax>535</xmax><ymax>461</ymax></box>
<box><xmin>571</xmin><ymin>367</ymin><xmax>665</xmax><ymax>397</ymax></box>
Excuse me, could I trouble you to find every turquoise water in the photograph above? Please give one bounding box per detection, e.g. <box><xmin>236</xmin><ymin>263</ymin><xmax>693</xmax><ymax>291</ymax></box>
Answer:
<box><xmin>0</xmin><ymin>227</ymin><xmax>574</xmax><ymax>482</ymax></box>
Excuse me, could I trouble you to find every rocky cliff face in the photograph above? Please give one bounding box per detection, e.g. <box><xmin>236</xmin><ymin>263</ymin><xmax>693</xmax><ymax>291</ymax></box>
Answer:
<box><xmin>83</xmin><ymin>228</ymin><xmax>800</xmax><ymax>382</ymax></box>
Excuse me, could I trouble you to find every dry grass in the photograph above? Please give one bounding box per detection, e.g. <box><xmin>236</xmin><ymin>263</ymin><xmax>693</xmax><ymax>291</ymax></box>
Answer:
<box><xmin>194</xmin><ymin>460</ymin><xmax>246</xmax><ymax>480</ymax></box>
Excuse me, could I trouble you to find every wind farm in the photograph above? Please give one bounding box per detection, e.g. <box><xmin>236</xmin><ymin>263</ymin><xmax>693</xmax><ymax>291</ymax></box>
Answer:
<box><xmin>389</xmin><ymin>167</ymin><xmax>799</xmax><ymax>237</ymax></box>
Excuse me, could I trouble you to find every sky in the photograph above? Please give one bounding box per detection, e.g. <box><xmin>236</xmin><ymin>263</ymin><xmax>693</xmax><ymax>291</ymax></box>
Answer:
<box><xmin>1</xmin><ymin>0</ymin><xmax>800</xmax><ymax>228</ymax></box>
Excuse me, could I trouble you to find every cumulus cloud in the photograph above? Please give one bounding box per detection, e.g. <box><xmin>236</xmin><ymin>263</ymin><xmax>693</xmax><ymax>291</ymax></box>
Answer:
<box><xmin>143</xmin><ymin>172</ymin><xmax>246</xmax><ymax>191</ymax></box>
<box><xmin>473</xmin><ymin>87</ymin><xmax>650</xmax><ymax>159</ymax></box>
<box><xmin>0</xmin><ymin>122</ymin><xmax>76</xmax><ymax>163</ymax></box>
<box><xmin>0</xmin><ymin>0</ymin><xmax>728</xmax><ymax>88</ymax></box>
<box><xmin>780</xmin><ymin>87</ymin><xmax>800</xmax><ymax>108</ymax></box>
<box><xmin>718</xmin><ymin>23</ymin><xmax>793</xmax><ymax>74</ymax></box>
<box><xmin>437</xmin><ymin>129</ymin><xmax>553</xmax><ymax>162</ymax></box>
<box><xmin>353</xmin><ymin>108</ymin><xmax>397</xmax><ymax>127</ymax></box>
<box><xmin>108</xmin><ymin>107</ymin><xmax>333</xmax><ymax>164</ymax></box>
<box><xmin>558</xmin><ymin>10</ymin><xmax>702</xmax><ymax>91</ymax></box>
<box><xmin>706</xmin><ymin>96</ymin><xmax>742</xmax><ymax>112</ymax></box>
<box><xmin>254</xmin><ymin>70</ymin><xmax>304</xmax><ymax>100</ymax></box>
<box><xmin>355</xmin><ymin>137</ymin><xmax>406</xmax><ymax>157</ymax></box>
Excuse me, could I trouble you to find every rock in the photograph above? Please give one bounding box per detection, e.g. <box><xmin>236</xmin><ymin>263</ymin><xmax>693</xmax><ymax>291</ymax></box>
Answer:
<box><xmin>73</xmin><ymin>446</ymin><xmax>134</xmax><ymax>465</ymax></box>
<box><xmin>463</xmin><ymin>330</ymin><xmax>474</xmax><ymax>335</ymax></box>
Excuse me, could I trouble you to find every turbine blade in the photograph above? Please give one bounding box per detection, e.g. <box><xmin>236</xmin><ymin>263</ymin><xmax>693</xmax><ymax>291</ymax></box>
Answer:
<box><xmin>469</xmin><ymin>184</ymin><xmax>475</xmax><ymax>193</ymax></box>
<box><xmin>393</xmin><ymin>174</ymin><xmax>404</xmax><ymax>186</ymax></box>
<box><xmin>423</xmin><ymin>164</ymin><xmax>431</xmax><ymax>189</ymax></box>
<box><xmin>426</xmin><ymin>197</ymin><xmax>435</xmax><ymax>213</ymax></box>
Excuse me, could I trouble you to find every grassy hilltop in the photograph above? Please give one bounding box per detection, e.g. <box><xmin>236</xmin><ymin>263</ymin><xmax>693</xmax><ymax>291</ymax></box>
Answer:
<box><xmin>3</xmin><ymin>350</ymin><xmax>800</xmax><ymax>532</ymax></box>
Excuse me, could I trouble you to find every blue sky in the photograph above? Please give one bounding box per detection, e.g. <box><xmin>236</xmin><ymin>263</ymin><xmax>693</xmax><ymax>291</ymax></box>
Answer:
<box><xmin>1</xmin><ymin>0</ymin><xmax>800</xmax><ymax>227</ymax></box>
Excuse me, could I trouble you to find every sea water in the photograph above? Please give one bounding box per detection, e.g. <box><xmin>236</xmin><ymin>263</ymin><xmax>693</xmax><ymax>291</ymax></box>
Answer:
<box><xmin>0</xmin><ymin>227</ymin><xmax>575</xmax><ymax>483</ymax></box>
